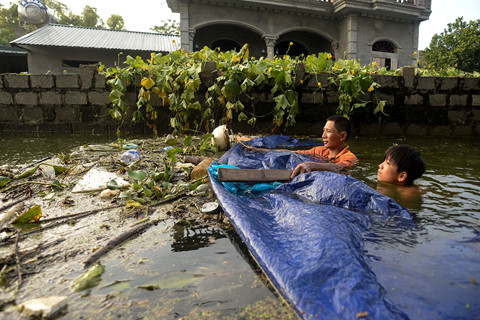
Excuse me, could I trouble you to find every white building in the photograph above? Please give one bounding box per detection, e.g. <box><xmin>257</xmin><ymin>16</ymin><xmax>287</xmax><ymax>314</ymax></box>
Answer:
<box><xmin>167</xmin><ymin>0</ymin><xmax>432</xmax><ymax>68</ymax></box>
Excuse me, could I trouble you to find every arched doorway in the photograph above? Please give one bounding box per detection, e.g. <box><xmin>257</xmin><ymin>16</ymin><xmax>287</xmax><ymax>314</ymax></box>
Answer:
<box><xmin>274</xmin><ymin>41</ymin><xmax>308</xmax><ymax>57</ymax></box>
<box><xmin>275</xmin><ymin>30</ymin><xmax>333</xmax><ymax>57</ymax></box>
<box><xmin>194</xmin><ymin>24</ymin><xmax>264</xmax><ymax>57</ymax></box>
<box><xmin>211</xmin><ymin>39</ymin><xmax>242</xmax><ymax>52</ymax></box>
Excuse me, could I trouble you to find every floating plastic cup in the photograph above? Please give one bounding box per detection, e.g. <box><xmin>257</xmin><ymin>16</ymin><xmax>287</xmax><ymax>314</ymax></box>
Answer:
<box><xmin>121</xmin><ymin>150</ymin><xmax>141</xmax><ymax>164</ymax></box>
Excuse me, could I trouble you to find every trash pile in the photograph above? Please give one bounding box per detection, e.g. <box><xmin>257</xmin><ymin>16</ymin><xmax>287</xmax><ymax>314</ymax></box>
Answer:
<box><xmin>0</xmin><ymin>133</ymin><xmax>231</xmax><ymax>318</ymax></box>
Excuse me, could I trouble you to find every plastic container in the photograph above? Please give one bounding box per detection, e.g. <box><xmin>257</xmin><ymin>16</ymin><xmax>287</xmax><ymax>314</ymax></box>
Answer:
<box><xmin>121</xmin><ymin>150</ymin><xmax>141</xmax><ymax>164</ymax></box>
<box><xmin>122</xmin><ymin>143</ymin><xmax>139</xmax><ymax>150</ymax></box>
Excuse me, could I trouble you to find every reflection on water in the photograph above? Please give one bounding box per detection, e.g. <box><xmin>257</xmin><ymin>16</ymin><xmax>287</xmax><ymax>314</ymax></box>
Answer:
<box><xmin>0</xmin><ymin>132</ymin><xmax>114</xmax><ymax>164</ymax></box>
<box><xmin>65</xmin><ymin>223</ymin><xmax>284</xmax><ymax>319</ymax></box>
<box><xmin>171</xmin><ymin>223</ymin><xmax>227</xmax><ymax>251</ymax></box>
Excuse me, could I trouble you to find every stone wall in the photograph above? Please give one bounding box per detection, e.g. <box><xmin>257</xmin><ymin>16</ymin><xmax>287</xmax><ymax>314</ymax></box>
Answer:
<box><xmin>0</xmin><ymin>65</ymin><xmax>479</xmax><ymax>136</ymax></box>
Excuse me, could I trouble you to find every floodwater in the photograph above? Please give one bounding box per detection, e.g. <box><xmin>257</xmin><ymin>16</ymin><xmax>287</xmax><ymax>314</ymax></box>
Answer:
<box><xmin>349</xmin><ymin>137</ymin><xmax>480</xmax><ymax>319</ymax></box>
<box><xmin>1</xmin><ymin>133</ymin><xmax>479</xmax><ymax>319</ymax></box>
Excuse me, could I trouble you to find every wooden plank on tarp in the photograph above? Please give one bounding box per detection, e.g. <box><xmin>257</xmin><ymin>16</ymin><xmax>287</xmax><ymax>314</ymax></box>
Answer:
<box><xmin>218</xmin><ymin>167</ymin><xmax>293</xmax><ymax>182</ymax></box>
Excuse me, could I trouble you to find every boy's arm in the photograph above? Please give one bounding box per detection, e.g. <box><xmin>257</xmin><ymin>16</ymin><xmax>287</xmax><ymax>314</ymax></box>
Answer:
<box><xmin>244</xmin><ymin>145</ymin><xmax>292</xmax><ymax>153</ymax></box>
<box><xmin>291</xmin><ymin>162</ymin><xmax>344</xmax><ymax>178</ymax></box>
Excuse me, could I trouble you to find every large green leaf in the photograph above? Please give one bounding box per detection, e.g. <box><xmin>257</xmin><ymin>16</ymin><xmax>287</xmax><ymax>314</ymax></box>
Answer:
<box><xmin>11</xmin><ymin>204</ymin><xmax>42</xmax><ymax>225</ymax></box>
<box><xmin>15</xmin><ymin>165</ymin><xmax>39</xmax><ymax>180</ymax></box>
<box><xmin>0</xmin><ymin>176</ymin><xmax>11</xmax><ymax>188</ymax></box>
<box><xmin>71</xmin><ymin>263</ymin><xmax>105</xmax><ymax>292</ymax></box>
<box><xmin>128</xmin><ymin>169</ymin><xmax>147</xmax><ymax>181</ymax></box>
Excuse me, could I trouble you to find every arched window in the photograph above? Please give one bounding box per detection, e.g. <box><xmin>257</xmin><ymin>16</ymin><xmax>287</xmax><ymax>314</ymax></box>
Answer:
<box><xmin>372</xmin><ymin>41</ymin><xmax>395</xmax><ymax>53</ymax></box>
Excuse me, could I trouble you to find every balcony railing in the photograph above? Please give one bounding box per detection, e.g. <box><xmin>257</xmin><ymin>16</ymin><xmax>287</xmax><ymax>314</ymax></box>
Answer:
<box><xmin>380</xmin><ymin>0</ymin><xmax>431</xmax><ymax>8</ymax></box>
<box><xmin>331</xmin><ymin>0</ymin><xmax>431</xmax><ymax>9</ymax></box>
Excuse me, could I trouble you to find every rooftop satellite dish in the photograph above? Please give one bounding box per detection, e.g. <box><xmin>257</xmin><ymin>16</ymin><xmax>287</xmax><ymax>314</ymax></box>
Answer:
<box><xmin>18</xmin><ymin>0</ymin><xmax>57</xmax><ymax>26</ymax></box>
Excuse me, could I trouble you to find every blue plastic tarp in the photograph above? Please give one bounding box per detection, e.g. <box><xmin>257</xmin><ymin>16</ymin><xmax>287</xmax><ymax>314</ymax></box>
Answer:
<box><xmin>208</xmin><ymin>136</ymin><xmax>414</xmax><ymax>319</ymax></box>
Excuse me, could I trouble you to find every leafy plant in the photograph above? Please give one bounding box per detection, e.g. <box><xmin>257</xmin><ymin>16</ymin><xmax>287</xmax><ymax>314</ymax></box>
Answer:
<box><xmin>103</xmin><ymin>44</ymin><xmax>462</xmax><ymax>135</ymax></box>
<box><xmin>327</xmin><ymin>59</ymin><xmax>386</xmax><ymax>119</ymax></box>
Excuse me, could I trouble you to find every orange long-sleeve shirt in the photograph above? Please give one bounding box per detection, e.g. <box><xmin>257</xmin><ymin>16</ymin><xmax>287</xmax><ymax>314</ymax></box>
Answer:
<box><xmin>295</xmin><ymin>145</ymin><xmax>358</xmax><ymax>169</ymax></box>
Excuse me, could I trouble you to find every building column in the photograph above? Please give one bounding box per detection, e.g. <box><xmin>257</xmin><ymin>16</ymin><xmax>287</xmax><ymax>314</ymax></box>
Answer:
<box><xmin>346</xmin><ymin>14</ymin><xmax>358</xmax><ymax>60</ymax></box>
<box><xmin>189</xmin><ymin>28</ymin><xmax>196</xmax><ymax>51</ymax></box>
<box><xmin>331</xmin><ymin>40</ymin><xmax>340</xmax><ymax>60</ymax></box>
<box><xmin>413</xmin><ymin>21</ymin><xmax>420</xmax><ymax>65</ymax></box>
<box><xmin>179</xmin><ymin>3</ymin><xmax>190</xmax><ymax>51</ymax></box>
<box><xmin>263</xmin><ymin>35</ymin><xmax>278</xmax><ymax>59</ymax></box>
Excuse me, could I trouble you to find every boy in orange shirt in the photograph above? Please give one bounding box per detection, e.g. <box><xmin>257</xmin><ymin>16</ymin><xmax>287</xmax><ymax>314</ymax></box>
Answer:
<box><xmin>246</xmin><ymin>115</ymin><xmax>358</xmax><ymax>178</ymax></box>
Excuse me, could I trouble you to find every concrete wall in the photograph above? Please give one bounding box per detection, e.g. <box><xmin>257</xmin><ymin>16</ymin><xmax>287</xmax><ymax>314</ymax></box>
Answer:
<box><xmin>0</xmin><ymin>65</ymin><xmax>126</xmax><ymax>133</ymax></box>
<box><xmin>22</xmin><ymin>46</ymin><xmax>157</xmax><ymax>75</ymax></box>
<box><xmin>1</xmin><ymin>65</ymin><xmax>479</xmax><ymax>136</ymax></box>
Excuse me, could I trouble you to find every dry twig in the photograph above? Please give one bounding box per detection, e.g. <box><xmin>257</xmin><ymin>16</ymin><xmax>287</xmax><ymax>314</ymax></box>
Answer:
<box><xmin>14</xmin><ymin>231</ymin><xmax>22</xmax><ymax>289</ymax></box>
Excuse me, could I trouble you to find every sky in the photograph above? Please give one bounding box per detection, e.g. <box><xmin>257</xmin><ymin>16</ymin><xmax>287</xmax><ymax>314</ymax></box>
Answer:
<box><xmin>2</xmin><ymin>0</ymin><xmax>479</xmax><ymax>50</ymax></box>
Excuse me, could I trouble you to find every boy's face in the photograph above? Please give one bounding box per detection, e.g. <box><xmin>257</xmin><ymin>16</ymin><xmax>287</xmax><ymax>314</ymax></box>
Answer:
<box><xmin>377</xmin><ymin>157</ymin><xmax>406</xmax><ymax>185</ymax></box>
<box><xmin>322</xmin><ymin>120</ymin><xmax>346</xmax><ymax>150</ymax></box>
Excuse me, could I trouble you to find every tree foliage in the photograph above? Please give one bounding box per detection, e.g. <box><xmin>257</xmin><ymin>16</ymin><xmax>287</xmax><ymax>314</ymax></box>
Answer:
<box><xmin>81</xmin><ymin>5</ymin><xmax>103</xmax><ymax>28</ymax></box>
<box><xmin>107</xmin><ymin>14</ymin><xmax>125</xmax><ymax>30</ymax></box>
<box><xmin>0</xmin><ymin>0</ymin><xmax>127</xmax><ymax>46</ymax></box>
<box><xmin>422</xmin><ymin>17</ymin><xmax>480</xmax><ymax>73</ymax></box>
<box><xmin>151</xmin><ymin>19</ymin><xmax>180</xmax><ymax>35</ymax></box>
<box><xmin>0</xmin><ymin>3</ymin><xmax>17</xmax><ymax>46</ymax></box>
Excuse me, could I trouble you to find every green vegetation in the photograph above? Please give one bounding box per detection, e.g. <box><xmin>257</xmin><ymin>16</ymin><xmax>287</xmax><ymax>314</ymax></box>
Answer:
<box><xmin>107</xmin><ymin>14</ymin><xmax>125</xmax><ymax>30</ymax></box>
<box><xmin>102</xmin><ymin>39</ymin><xmax>480</xmax><ymax>138</ymax></box>
<box><xmin>101</xmin><ymin>44</ymin><xmax>389</xmax><ymax>137</ymax></box>
<box><xmin>422</xmin><ymin>17</ymin><xmax>480</xmax><ymax>73</ymax></box>
<box><xmin>150</xmin><ymin>19</ymin><xmax>180</xmax><ymax>35</ymax></box>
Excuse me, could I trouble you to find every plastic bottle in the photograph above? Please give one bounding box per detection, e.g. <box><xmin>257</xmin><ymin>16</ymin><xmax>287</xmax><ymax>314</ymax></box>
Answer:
<box><xmin>121</xmin><ymin>150</ymin><xmax>141</xmax><ymax>164</ymax></box>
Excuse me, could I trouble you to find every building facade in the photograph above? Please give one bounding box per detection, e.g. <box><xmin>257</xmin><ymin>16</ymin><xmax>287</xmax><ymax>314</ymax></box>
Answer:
<box><xmin>167</xmin><ymin>0</ymin><xmax>431</xmax><ymax>68</ymax></box>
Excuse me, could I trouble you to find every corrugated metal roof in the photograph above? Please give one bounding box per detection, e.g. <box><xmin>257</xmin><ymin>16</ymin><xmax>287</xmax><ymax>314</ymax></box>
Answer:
<box><xmin>0</xmin><ymin>45</ymin><xmax>27</xmax><ymax>55</ymax></box>
<box><xmin>11</xmin><ymin>24</ymin><xmax>180</xmax><ymax>52</ymax></box>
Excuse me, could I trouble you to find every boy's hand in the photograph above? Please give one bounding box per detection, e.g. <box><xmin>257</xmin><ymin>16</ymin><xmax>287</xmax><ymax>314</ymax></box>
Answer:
<box><xmin>242</xmin><ymin>144</ymin><xmax>268</xmax><ymax>153</ymax></box>
<box><xmin>291</xmin><ymin>162</ymin><xmax>344</xmax><ymax>178</ymax></box>
<box><xmin>291</xmin><ymin>162</ymin><xmax>316</xmax><ymax>178</ymax></box>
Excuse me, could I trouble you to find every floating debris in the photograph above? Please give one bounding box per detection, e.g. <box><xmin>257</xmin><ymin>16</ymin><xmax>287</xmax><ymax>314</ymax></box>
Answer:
<box><xmin>71</xmin><ymin>168</ymin><xmax>130</xmax><ymax>193</ymax></box>
<box><xmin>211</xmin><ymin>125</ymin><xmax>230</xmax><ymax>150</ymax></box>
<box><xmin>70</xmin><ymin>263</ymin><xmax>105</xmax><ymax>292</ymax></box>
<box><xmin>18</xmin><ymin>295</ymin><xmax>68</xmax><ymax>319</ymax></box>
<box><xmin>200</xmin><ymin>202</ymin><xmax>220</xmax><ymax>214</ymax></box>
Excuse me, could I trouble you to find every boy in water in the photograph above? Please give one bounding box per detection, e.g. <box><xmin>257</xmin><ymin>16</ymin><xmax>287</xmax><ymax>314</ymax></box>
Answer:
<box><xmin>376</xmin><ymin>144</ymin><xmax>426</xmax><ymax>208</ymax></box>
<box><xmin>377</xmin><ymin>144</ymin><xmax>425</xmax><ymax>186</ymax></box>
<box><xmin>246</xmin><ymin>115</ymin><xmax>358</xmax><ymax>178</ymax></box>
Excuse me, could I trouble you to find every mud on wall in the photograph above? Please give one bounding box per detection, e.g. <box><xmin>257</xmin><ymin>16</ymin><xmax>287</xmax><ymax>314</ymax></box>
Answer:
<box><xmin>0</xmin><ymin>65</ymin><xmax>479</xmax><ymax>136</ymax></box>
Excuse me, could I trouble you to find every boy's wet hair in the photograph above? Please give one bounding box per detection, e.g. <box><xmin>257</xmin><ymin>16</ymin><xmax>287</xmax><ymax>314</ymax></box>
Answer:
<box><xmin>384</xmin><ymin>144</ymin><xmax>426</xmax><ymax>185</ymax></box>
<box><xmin>327</xmin><ymin>115</ymin><xmax>351</xmax><ymax>141</ymax></box>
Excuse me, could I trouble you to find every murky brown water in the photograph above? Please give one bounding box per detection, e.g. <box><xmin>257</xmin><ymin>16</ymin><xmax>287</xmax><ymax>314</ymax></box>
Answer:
<box><xmin>1</xmin><ymin>134</ymin><xmax>479</xmax><ymax>319</ymax></box>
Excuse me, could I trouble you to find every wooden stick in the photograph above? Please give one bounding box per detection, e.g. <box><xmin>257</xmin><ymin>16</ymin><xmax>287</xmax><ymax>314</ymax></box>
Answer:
<box><xmin>14</xmin><ymin>231</ymin><xmax>22</xmax><ymax>289</ymax></box>
<box><xmin>82</xmin><ymin>192</ymin><xmax>187</xmax><ymax>268</ymax></box>
<box><xmin>218</xmin><ymin>167</ymin><xmax>293</xmax><ymax>182</ymax></box>
<box><xmin>0</xmin><ymin>205</ymin><xmax>121</xmax><ymax>247</ymax></box>
<box><xmin>83</xmin><ymin>219</ymin><xmax>159</xmax><ymax>268</ymax></box>
<box><xmin>150</xmin><ymin>191</ymin><xmax>187</xmax><ymax>208</ymax></box>
<box><xmin>0</xmin><ymin>196</ymin><xmax>29</xmax><ymax>214</ymax></box>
